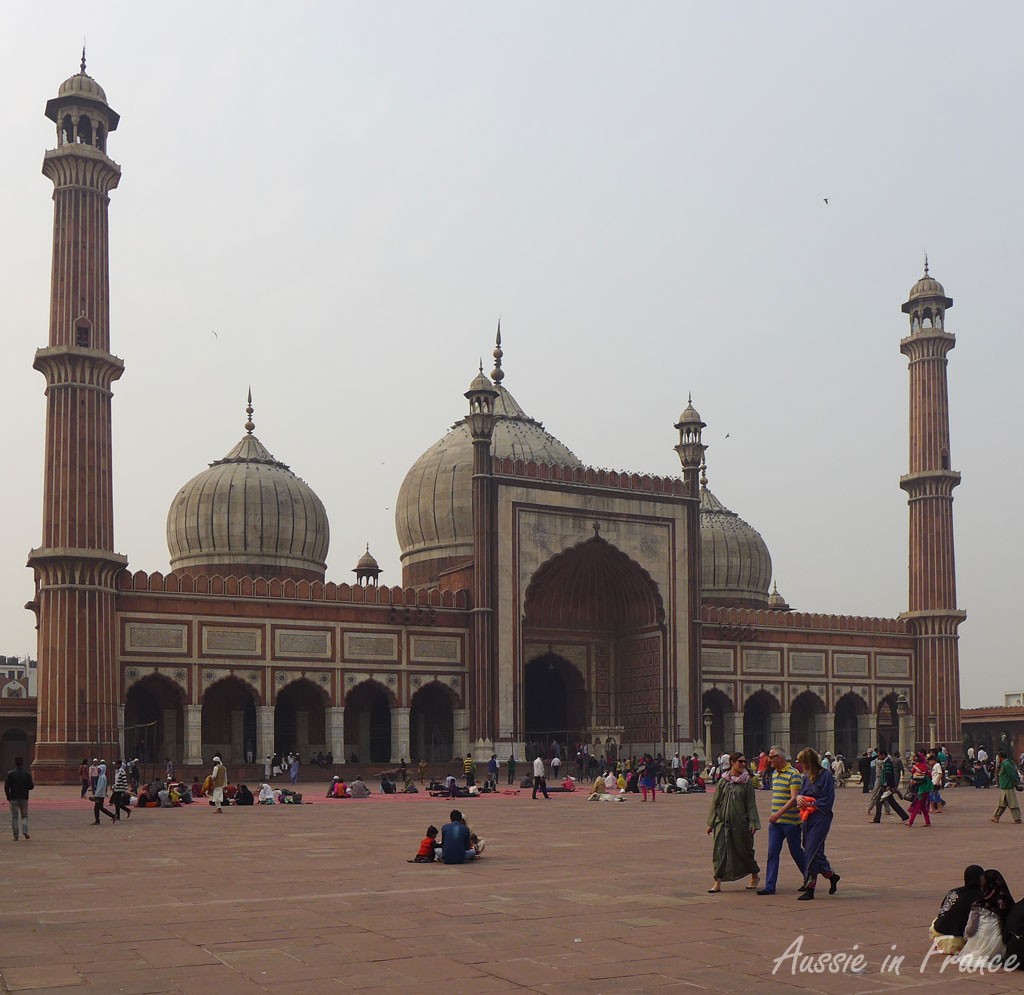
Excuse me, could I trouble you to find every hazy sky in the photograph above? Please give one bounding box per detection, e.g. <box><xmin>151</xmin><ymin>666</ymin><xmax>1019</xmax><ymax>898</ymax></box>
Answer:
<box><xmin>1</xmin><ymin>4</ymin><xmax>1020</xmax><ymax>708</ymax></box>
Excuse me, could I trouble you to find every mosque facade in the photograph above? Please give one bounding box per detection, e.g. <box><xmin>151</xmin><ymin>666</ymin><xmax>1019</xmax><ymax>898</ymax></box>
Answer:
<box><xmin>16</xmin><ymin>66</ymin><xmax>965</xmax><ymax>781</ymax></box>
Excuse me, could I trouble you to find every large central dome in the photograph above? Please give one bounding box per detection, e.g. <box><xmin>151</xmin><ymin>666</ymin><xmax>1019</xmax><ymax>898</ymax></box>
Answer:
<box><xmin>396</xmin><ymin>371</ymin><xmax>582</xmax><ymax>586</ymax></box>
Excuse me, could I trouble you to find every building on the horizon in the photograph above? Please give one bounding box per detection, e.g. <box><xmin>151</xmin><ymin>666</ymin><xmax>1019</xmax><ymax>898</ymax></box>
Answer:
<box><xmin>4</xmin><ymin>64</ymin><xmax>967</xmax><ymax>781</ymax></box>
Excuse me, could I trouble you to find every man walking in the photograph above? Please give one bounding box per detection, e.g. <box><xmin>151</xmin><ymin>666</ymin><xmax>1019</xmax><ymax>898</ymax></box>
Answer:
<box><xmin>532</xmin><ymin>754</ymin><xmax>549</xmax><ymax>799</ymax></box>
<box><xmin>872</xmin><ymin>749</ymin><xmax>909</xmax><ymax>823</ymax></box>
<box><xmin>757</xmin><ymin>747</ymin><xmax>803</xmax><ymax>895</ymax></box>
<box><xmin>211</xmin><ymin>755</ymin><xmax>227</xmax><ymax>813</ymax></box>
<box><xmin>990</xmin><ymin>751</ymin><xmax>1023</xmax><ymax>824</ymax></box>
<box><xmin>5</xmin><ymin>756</ymin><xmax>34</xmax><ymax>841</ymax></box>
<box><xmin>858</xmin><ymin>752</ymin><xmax>872</xmax><ymax>793</ymax></box>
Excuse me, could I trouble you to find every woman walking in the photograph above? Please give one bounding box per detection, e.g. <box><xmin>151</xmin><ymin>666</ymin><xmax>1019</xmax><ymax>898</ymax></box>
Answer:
<box><xmin>795</xmin><ymin>748</ymin><xmax>840</xmax><ymax>900</ymax></box>
<box><xmin>706</xmin><ymin>752</ymin><xmax>760</xmax><ymax>893</ymax></box>
<box><xmin>91</xmin><ymin>763</ymin><xmax>116</xmax><ymax>825</ymax></box>
<box><xmin>639</xmin><ymin>754</ymin><xmax>657</xmax><ymax>802</ymax></box>
<box><xmin>906</xmin><ymin>752</ymin><xmax>933</xmax><ymax>827</ymax></box>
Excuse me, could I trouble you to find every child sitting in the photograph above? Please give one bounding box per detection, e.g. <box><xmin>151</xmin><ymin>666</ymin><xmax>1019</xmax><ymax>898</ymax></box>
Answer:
<box><xmin>408</xmin><ymin>825</ymin><xmax>439</xmax><ymax>862</ymax></box>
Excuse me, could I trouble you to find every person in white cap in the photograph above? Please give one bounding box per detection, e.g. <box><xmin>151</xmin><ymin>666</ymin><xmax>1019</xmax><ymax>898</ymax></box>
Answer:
<box><xmin>210</xmin><ymin>756</ymin><xmax>227</xmax><ymax>813</ymax></box>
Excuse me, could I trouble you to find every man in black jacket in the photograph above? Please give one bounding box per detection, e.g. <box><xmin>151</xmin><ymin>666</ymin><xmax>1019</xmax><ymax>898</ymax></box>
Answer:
<box><xmin>4</xmin><ymin>757</ymin><xmax>34</xmax><ymax>841</ymax></box>
<box><xmin>858</xmin><ymin>752</ymin><xmax>873</xmax><ymax>793</ymax></box>
<box><xmin>872</xmin><ymin>749</ymin><xmax>908</xmax><ymax>823</ymax></box>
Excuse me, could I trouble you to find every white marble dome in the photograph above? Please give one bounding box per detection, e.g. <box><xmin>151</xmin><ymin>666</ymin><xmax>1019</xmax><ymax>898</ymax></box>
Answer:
<box><xmin>167</xmin><ymin>420</ymin><xmax>329</xmax><ymax>581</ymax></box>
<box><xmin>396</xmin><ymin>382</ymin><xmax>582</xmax><ymax>583</ymax></box>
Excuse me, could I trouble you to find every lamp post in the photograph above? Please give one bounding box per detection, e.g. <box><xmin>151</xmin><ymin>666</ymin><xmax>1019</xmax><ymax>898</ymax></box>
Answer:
<box><xmin>928</xmin><ymin>715</ymin><xmax>938</xmax><ymax>750</ymax></box>
<box><xmin>703</xmin><ymin>707</ymin><xmax>713</xmax><ymax>766</ymax></box>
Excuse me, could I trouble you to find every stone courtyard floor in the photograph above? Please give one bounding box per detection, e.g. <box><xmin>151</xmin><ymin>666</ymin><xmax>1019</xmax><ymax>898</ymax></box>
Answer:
<box><xmin>1</xmin><ymin>779</ymin><xmax>1023</xmax><ymax>994</ymax></box>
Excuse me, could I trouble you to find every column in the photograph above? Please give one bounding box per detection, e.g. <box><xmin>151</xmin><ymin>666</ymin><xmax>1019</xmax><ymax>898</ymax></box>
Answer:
<box><xmin>163</xmin><ymin>708</ymin><xmax>178</xmax><ymax>761</ymax></box>
<box><xmin>728</xmin><ymin>712</ymin><xmax>744</xmax><ymax>754</ymax></box>
<box><xmin>815</xmin><ymin>712</ymin><xmax>835</xmax><ymax>757</ymax></box>
<box><xmin>898</xmin><ymin>711</ymin><xmax>914</xmax><ymax>760</ymax></box>
<box><xmin>857</xmin><ymin>712</ymin><xmax>877</xmax><ymax>755</ymax></box>
<box><xmin>184</xmin><ymin>704</ymin><xmax>202</xmax><ymax>766</ymax></box>
<box><xmin>391</xmin><ymin>707</ymin><xmax>410</xmax><ymax>764</ymax></box>
<box><xmin>326</xmin><ymin>707</ymin><xmax>344</xmax><ymax>764</ymax></box>
<box><xmin>230</xmin><ymin>711</ymin><xmax>244</xmax><ymax>764</ymax></box>
<box><xmin>769</xmin><ymin>713</ymin><xmax>791</xmax><ymax>760</ymax></box>
<box><xmin>117</xmin><ymin>704</ymin><xmax>126</xmax><ymax>763</ymax></box>
<box><xmin>256</xmin><ymin>706</ymin><xmax>274</xmax><ymax>764</ymax></box>
<box><xmin>453</xmin><ymin>708</ymin><xmax>469</xmax><ymax>761</ymax></box>
<box><xmin>296</xmin><ymin>711</ymin><xmax>309</xmax><ymax>756</ymax></box>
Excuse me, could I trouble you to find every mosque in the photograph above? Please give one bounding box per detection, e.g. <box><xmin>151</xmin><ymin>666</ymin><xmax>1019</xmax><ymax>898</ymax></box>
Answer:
<box><xmin>12</xmin><ymin>64</ymin><xmax>966</xmax><ymax>781</ymax></box>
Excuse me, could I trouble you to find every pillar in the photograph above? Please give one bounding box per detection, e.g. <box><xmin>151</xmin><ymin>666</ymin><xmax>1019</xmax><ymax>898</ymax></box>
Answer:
<box><xmin>898</xmin><ymin>711</ymin><xmax>914</xmax><ymax>761</ymax></box>
<box><xmin>326</xmin><ymin>707</ymin><xmax>344</xmax><ymax>763</ymax></box>
<box><xmin>453</xmin><ymin>708</ymin><xmax>469</xmax><ymax>761</ymax></box>
<box><xmin>391</xmin><ymin>707</ymin><xmax>410</xmax><ymax>764</ymax></box>
<box><xmin>184</xmin><ymin>704</ymin><xmax>202</xmax><ymax>766</ymax></box>
<box><xmin>256</xmin><ymin>706</ymin><xmax>274</xmax><ymax>764</ymax></box>
<box><xmin>162</xmin><ymin>708</ymin><xmax>178</xmax><ymax>761</ymax></box>
<box><xmin>117</xmin><ymin>704</ymin><xmax>125</xmax><ymax>763</ymax></box>
<box><xmin>769</xmin><ymin>713</ymin><xmax>791</xmax><ymax>760</ymax></box>
<box><xmin>727</xmin><ymin>712</ymin><xmax>744</xmax><ymax>754</ymax></box>
<box><xmin>815</xmin><ymin>712</ymin><xmax>835</xmax><ymax>757</ymax></box>
<box><xmin>857</xmin><ymin>712</ymin><xmax>877</xmax><ymax>755</ymax></box>
<box><xmin>230</xmin><ymin>710</ymin><xmax>244</xmax><ymax>763</ymax></box>
<box><xmin>296</xmin><ymin>710</ymin><xmax>309</xmax><ymax>756</ymax></box>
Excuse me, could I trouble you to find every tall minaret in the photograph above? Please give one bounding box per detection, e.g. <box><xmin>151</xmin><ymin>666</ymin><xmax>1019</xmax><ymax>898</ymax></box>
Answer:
<box><xmin>899</xmin><ymin>261</ymin><xmax>966</xmax><ymax>748</ymax></box>
<box><xmin>27</xmin><ymin>56</ymin><xmax>127</xmax><ymax>781</ymax></box>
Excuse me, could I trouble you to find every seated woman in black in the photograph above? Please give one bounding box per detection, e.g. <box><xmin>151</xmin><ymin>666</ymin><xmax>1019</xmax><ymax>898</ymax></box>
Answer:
<box><xmin>930</xmin><ymin>864</ymin><xmax>984</xmax><ymax>955</ymax></box>
<box><xmin>235</xmin><ymin>783</ymin><xmax>255</xmax><ymax>806</ymax></box>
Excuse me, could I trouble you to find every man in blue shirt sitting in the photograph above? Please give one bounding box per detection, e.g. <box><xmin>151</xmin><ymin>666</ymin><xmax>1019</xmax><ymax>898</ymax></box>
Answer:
<box><xmin>439</xmin><ymin>809</ymin><xmax>478</xmax><ymax>864</ymax></box>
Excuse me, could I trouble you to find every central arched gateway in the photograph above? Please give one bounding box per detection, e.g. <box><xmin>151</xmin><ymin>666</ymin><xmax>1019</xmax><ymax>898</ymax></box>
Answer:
<box><xmin>522</xmin><ymin>535</ymin><xmax>666</xmax><ymax>753</ymax></box>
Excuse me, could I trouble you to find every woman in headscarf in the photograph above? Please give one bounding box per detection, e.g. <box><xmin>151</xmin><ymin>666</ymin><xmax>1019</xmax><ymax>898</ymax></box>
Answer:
<box><xmin>929</xmin><ymin>864</ymin><xmax>984</xmax><ymax>955</ymax></box>
<box><xmin>906</xmin><ymin>752</ymin><xmax>933</xmax><ymax>827</ymax></box>
<box><xmin>795</xmin><ymin>748</ymin><xmax>840</xmax><ymax>900</ymax></box>
<box><xmin>953</xmin><ymin>869</ymin><xmax>1014</xmax><ymax>966</ymax></box>
<box><xmin>257</xmin><ymin>783</ymin><xmax>277</xmax><ymax>805</ymax></box>
<box><xmin>706</xmin><ymin>751</ymin><xmax>760</xmax><ymax>893</ymax></box>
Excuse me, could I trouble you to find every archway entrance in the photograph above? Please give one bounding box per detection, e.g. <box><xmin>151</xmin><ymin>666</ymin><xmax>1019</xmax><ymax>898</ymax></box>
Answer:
<box><xmin>201</xmin><ymin>677</ymin><xmax>257</xmax><ymax>764</ymax></box>
<box><xmin>835</xmin><ymin>693</ymin><xmax>866</xmax><ymax>759</ymax></box>
<box><xmin>523</xmin><ymin>535</ymin><xmax>666</xmax><ymax>751</ymax></box>
<box><xmin>877</xmin><ymin>695</ymin><xmax>899</xmax><ymax>754</ymax></box>
<box><xmin>524</xmin><ymin>654</ymin><xmax>586</xmax><ymax>761</ymax></box>
<box><xmin>790</xmin><ymin>691</ymin><xmax>826</xmax><ymax>755</ymax></box>
<box><xmin>410</xmin><ymin>682</ymin><xmax>455</xmax><ymax>762</ymax></box>
<box><xmin>743</xmin><ymin>690</ymin><xmax>778</xmax><ymax>759</ymax></box>
<box><xmin>124</xmin><ymin>675</ymin><xmax>185</xmax><ymax>763</ymax></box>
<box><xmin>0</xmin><ymin>729</ymin><xmax>29</xmax><ymax>776</ymax></box>
<box><xmin>344</xmin><ymin>681</ymin><xmax>392</xmax><ymax>763</ymax></box>
<box><xmin>275</xmin><ymin>679</ymin><xmax>328</xmax><ymax>758</ymax></box>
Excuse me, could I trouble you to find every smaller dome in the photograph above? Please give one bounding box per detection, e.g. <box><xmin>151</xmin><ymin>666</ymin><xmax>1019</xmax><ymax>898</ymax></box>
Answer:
<box><xmin>58</xmin><ymin>73</ymin><xmax>108</xmax><ymax>105</ymax></box>
<box><xmin>677</xmin><ymin>396</ymin><xmax>703</xmax><ymax>425</ymax></box>
<box><xmin>907</xmin><ymin>274</ymin><xmax>946</xmax><ymax>300</ymax></box>
<box><xmin>355</xmin><ymin>545</ymin><xmax>380</xmax><ymax>571</ymax></box>
<box><xmin>768</xmin><ymin>581</ymin><xmax>791</xmax><ymax>610</ymax></box>
<box><xmin>466</xmin><ymin>367</ymin><xmax>495</xmax><ymax>394</ymax></box>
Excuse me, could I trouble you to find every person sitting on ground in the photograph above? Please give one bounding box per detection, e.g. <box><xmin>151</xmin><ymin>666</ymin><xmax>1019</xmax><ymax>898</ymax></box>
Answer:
<box><xmin>157</xmin><ymin>782</ymin><xmax>173</xmax><ymax>807</ymax></box>
<box><xmin>176</xmin><ymin>782</ymin><xmax>193</xmax><ymax>804</ymax></box>
<box><xmin>603</xmin><ymin>771</ymin><xmax>617</xmax><ymax>792</ymax></box>
<box><xmin>589</xmin><ymin>775</ymin><xmax>607</xmax><ymax>799</ymax></box>
<box><xmin>445</xmin><ymin>773</ymin><xmax>461</xmax><ymax>798</ymax></box>
<box><xmin>135</xmin><ymin>784</ymin><xmax>155</xmax><ymax>807</ymax></box>
<box><xmin>402</xmin><ymin>777</ymin><xmax>418</xmax><ymax>793</ymax></box>
<box><xmin>953</xmin><ymin>868</ymin><xmax>1015</xmax><ymax>966</ymax></box>
<box><xmin>561</xmin><ymin>775</ymin><xmax>576</xmax><ymax>791</ymax></box>
<box><xmin>437</xmin><ymin>809</ymin><xmax>479</xmax><ymax>864</ymax></box>
<box><xmin>460</xmin><ymin>814</ymin><xmax>486</xmax><ymax>855</ymax></box>
<box><xmin>234</xmin><ymin>783</ymin><xmax>255</xmax><ymax>806</ymax></box>
<box><xmin>408</xmin><ymin>825</ymin><xmax>439</xmax><ymax>863</ymax></box>
<box><xmin>257</xmin><ymin>782</ymin><xmax>276</xmax><ymax>805</ymax></box>
<box><xmin>201</xmin><ymin>773</ymin><xmax>214</xmax><ymax>797</ymax></box>
<box><xmin>380</xmin><ymin>775</ymin><xmax>397</xmax><ymax>795</ymax></box>
<box><xmin>348</xmin><ymin>776</ymin><xmax>370</xmax><ymax>798</ymax></box>
<box><xmin>667</xmin><ymin>776</ymin><xmax>689</xmax><ymax>794</ymax></box>
<box><xmin>326</xmin><ymin>776</ymin><xmax>344</xmax><ymax>798</ymax></box>
<box><xmin>1004</xmin><ymin>896</ymin><xmax>1024</xmax><ymax>971</ymax></box>
<box><xmin>191</xmin><ymin>778</ymin><xmax>203</xmax><ymax>798</ymax></box>
<box><xmin>930</xmin><ymin>864</ymin><xmax>984</xmax><ymax>955</ymax></box>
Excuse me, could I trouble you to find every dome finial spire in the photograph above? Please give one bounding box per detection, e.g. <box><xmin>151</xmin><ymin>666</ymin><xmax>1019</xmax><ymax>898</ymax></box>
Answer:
<box><xmin>80</xmin><ymin>43</ymin><xmax>86</xmax><ymax>75</ymax></box>
<box><xmin>244</xmin><ymin>387</ymin><xmax>255</xmax><ymax>435</ymax></box>
<box><xmin>490</xmin><ymin>318</ymin><xmax>504</xmax><ymax>384</ymax></box>
<box><xmin>924</xmin><ymin>251</ymin><xmax>929</xmax><ymax>276</ymax></box>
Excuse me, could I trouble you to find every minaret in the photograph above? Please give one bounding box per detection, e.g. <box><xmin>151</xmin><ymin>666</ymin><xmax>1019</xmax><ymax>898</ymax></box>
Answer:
<box><xmin>899</xmin><ymin>261</ymin><xmax>966</xmax><ymax>747</ymax></box>
<box><xmin>674</xmin><ymin>396</ymin><xmax>705</xmax><ymax>749</ymax></box>
<box><xmin>27</xmin><ymin>56</ymin><xmax>127</xmax><ymax>781</ymax></box>
<box><xmin>465</xmin><ymin>327</ymin><xmax>501</xmax><ymax>757</ymax></box>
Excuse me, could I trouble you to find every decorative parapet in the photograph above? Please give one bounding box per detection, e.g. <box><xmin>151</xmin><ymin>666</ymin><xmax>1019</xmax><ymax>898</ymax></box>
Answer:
<box><xmin>702</xmin><ymin>604</ymin><xmax>910</xmax><ymax>634</ymax></box>
<box><xmin>116</xmin><ymin>569</ymin><xmax>469</xmax><ymax>609</ymax></box>
<box><xmin>492</xmin><ymin>456</ymin><xmax>690</xmax><ymax>497</ymax></box>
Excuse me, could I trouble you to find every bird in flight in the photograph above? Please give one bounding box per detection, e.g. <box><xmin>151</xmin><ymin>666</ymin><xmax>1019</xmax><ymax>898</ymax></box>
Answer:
<box><xmin>210</xmin><ymin>330</ymin><xmax>218</xmax><ymax>339</ymax></box>
<box><xmin>823</xmin><ymin>198</ymin><xmax>829</xmax><ymax>205</ymax></box>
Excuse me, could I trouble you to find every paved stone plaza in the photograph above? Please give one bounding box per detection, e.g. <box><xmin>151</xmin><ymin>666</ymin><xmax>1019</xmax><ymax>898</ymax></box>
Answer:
<box><xmin>1</xmin><ymin>780</ymin><xmax>1023</xmax><ymax>994</ymax></box>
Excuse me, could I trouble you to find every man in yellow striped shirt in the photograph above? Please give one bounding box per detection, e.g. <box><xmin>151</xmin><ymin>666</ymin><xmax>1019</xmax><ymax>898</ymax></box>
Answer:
<box><xmin>757</xmin><ymin>747</ymin><xmax>804</xmax><ymax>895</ymax></box>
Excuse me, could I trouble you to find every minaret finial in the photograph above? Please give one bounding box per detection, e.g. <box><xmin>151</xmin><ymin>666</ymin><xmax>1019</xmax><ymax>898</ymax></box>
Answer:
<box><xmin>244</xmin><ymin>387</ymin><xmax>255</xmax><ymax>434</ymax></box>
<box><xmin>688</xmin><ymin>391</ymin><xmax>692</xmax><ymax>405</ymax></box>
<box><xmin>81</xmin><ymin>44</ymin><xmax>87</xmax><ymax>75</ymax></box>
<box><xmin>699</xmin><ymin>454</ymin><xmax>708</xmax><ymax>489</ymax></box>
<box><xmin>490</xmin><ymin>318</ymin><xmax>504</xmax><ymax>384</ymax></box>
<box><xmin>924</xmin><ymin>251</ymin><xmax>929</xmax><ymax>276</ymax></box>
